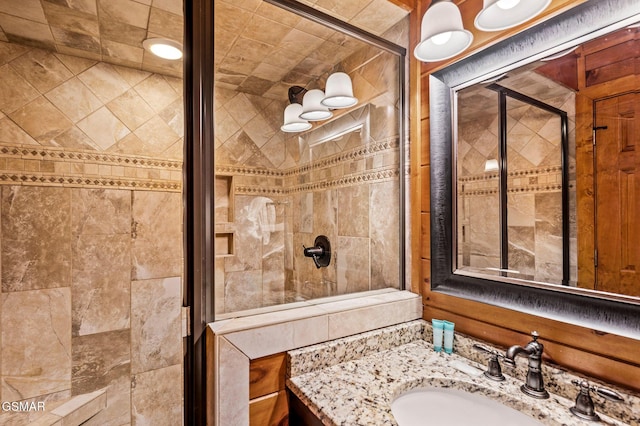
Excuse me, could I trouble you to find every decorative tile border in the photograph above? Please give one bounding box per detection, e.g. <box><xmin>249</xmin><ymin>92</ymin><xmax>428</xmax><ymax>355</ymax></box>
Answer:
<box><xmin>458</xmin><ymin>164</ymin><xmax>576</xmax><ymax>196</ymax></box>
<box><xmin>235</xmin><ymin>167</ymin><xmax>399</xmax><ymax>195</ymax></box>
<box><xmin>0</xmin><ymin>145</ymin><xmax>182</xmax><ymax>169</ymax></box>
<box><xmin>216</xmin><ymin>138</ymin><xmax>399</xmax><ymax>179</ymax></box>
<box><xmin>284</xmin><ymin>138</ymin><xmax>399</xmax><ymax>177</ymax></box>
<box><xmin>0</xmin><ymin>143</ymin><xmax>182</xmax><ymax>192</ymax></box>
<box><xmin>458</xmin><ymin>165</ymin><xmax>564</xmax><ymax>183</ymax></box>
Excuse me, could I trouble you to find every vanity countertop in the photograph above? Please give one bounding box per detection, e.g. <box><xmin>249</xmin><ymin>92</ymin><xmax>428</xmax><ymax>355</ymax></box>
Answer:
<box><xmin>287</xmin><ymin>326</ymin><xmax>633</xmax><ymax>426</ymax></box>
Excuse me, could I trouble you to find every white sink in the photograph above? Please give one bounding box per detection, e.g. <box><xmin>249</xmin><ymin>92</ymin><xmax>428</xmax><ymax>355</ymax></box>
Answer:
<box><xmin>391</xmin><ymin>387</ymin><xmax>544</xmax><ymax>426</ymax></box>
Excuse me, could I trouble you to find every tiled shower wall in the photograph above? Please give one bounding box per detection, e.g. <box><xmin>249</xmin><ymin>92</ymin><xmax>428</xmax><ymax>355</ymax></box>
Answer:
<box><xmin>457</xmin><ymin>75</ymin><xmax>577</xmax><ymax>284</ymax></box>
<box><xmin>0</xmin><ymin>41</ymin><xmax>183</xmax><ymax>425</ymax></box>
<box><xmin>214</xmin><ymin>20</ymin><xmax>406</xmax><ymax>314</ymax></box>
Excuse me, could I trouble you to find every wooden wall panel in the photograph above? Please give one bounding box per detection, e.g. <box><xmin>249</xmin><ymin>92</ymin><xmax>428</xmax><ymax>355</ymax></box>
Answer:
<box><xmin>415</xmin><ymin>0</ymin><xmax>640</xmax><ymax>394</ymax></box>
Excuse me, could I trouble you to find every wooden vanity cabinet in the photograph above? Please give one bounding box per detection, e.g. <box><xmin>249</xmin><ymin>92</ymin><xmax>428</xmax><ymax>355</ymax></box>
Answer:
<box><xmin>249</xmin><ymin>353</ymin><xmax>289</xmax><ymax>425</ymax></box>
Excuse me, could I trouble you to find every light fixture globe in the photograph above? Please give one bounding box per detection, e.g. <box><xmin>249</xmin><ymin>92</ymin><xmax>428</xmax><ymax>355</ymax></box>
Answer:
<box><xmin>414</xmin><ymin>1</ymin><xmax>473</xmax><ymax>62</ymax></box>
<box><xmin>475</xmin><ymin>0</ymin><xmax>551</xmax><ymax>32</ymax></box>
<box><xmin>143</xmin><ymin>38</ymin><xmax>183</xmax><ymax>60</ymax></box>
<box><xmin>321</xmin><ymin>72</ymin><xmax>358</xmax><ymax>109</ymax></box>
<box><xmin>281</xmin><ymin>103</ymin><xmax>312</xmax><ymax>132</ymax></box>
<box><xmin>299</xmin><ymin>89</ymin><xmax>333</xmax><ymax>121</ymax></box>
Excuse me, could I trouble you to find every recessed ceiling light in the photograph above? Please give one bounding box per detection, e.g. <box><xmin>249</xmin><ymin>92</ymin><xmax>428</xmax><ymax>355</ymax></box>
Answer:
<box><xmin>143</xmin><ymin>38</ymin><xmax>183</xmax><ymax>60</ymax></box>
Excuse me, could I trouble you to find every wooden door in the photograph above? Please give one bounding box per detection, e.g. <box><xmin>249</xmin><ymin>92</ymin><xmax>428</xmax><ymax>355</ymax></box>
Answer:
<box><xmin>594</xmin><ymin>92</ymin><xmax>640</xmax><ymax>296</ymax></box>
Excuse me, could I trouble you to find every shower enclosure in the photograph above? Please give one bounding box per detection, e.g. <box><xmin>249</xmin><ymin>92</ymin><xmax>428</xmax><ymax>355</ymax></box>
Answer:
<box><xmin>213</xmin><ymin>0</ymin><xmax>408</xmax><ymax>317</ymax></box>
<box><xmin>456</xmin><ymin>72</ymin><xmax>577</xmax><ymax>286</ymax></box>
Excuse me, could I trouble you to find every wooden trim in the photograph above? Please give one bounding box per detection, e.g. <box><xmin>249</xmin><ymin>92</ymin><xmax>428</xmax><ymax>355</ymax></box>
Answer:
<box><xmin>409</xmin><ymin>1</ymin><xmax>424</xmax><ymax>295</ymax></box>
<box><xmin>418</xmin><ymin>0</ymin><xmax>589</xmax><ymax>76</ymax></box>
<box><xmin>205</xmin><ymin>327</ymin><xmax>216</xmax><ymax>426</ymax></box>
<box><xmin>249</xmin><ymin>391</ymin><xmax>289</xmax><ymax>426</ymax></box>
<box><xmin>250</xmin><ymin>353</ymin><xmax>286</xmax><ymax>400</ymax></box>
<box><xmin>422</xmin><ymin>295</ymin><xmax>640</xmax><ymax>391</ymax></box>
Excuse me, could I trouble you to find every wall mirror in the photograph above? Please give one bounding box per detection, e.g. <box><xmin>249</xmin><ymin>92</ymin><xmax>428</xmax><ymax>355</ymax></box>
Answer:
<box><xmin>430</xmin><ymin>0</ymin><xmax>640</xmax><ymax>339</ymax></box>
<box><xmin>212</xmin><ymin>0</ymin><xmax>408</xmax><ymax>318</ymax></box>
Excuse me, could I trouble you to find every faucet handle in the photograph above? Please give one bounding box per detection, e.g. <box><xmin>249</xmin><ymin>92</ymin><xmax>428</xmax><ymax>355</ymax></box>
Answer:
<box><xmin>570</xmin><ymin>380</ymin><xmax>624</xmax><ymax>422</ymax></box>
<box><xmin>472</xmin><ymin>344</ymin><xmax>506</xmax><ymax>381</ymax></box>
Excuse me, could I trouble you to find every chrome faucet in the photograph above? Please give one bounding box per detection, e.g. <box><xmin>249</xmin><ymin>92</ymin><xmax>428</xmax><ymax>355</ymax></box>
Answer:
<box><xmin>504</xmin><ymin>331</ymin><xmax>549</xmax><ymax>399</ymax></box>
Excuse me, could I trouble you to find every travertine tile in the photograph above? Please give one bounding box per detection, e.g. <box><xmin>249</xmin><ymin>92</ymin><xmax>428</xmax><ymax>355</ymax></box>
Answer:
<box><xmin>0</xmin><ymin>0</ymin><xmax>47</xmax><ymax>23</ymax></box>
<box><xmin>224</xmin><ymin>270</ymin><xmax>263</xmax><ymax>312</ymax></box>
<box><xmin>1</xmin><ymin>186</ymin><xmax>71</xmax><ymax>292</ymax></box>
<box><xmin>370</xmin><ymin>180</ymin><xmax>399</xmax><ymax>289</ymax></box>
<box><xmin>0</xmin><ymin>14</ymin><xmax>55</xmax><ymax>50</ymax></box>
<box><xmin>78</xmin><ymin>62</ymin><xmax>130</xmax><ymax>103</ymax></box>
<box><xmin>132</xmin><ymin>115</ymin><xmax>180</xmax><ymax>154</ymax></box>
<box><xmin>72</xmin><ymin>233</ymin><xmax>131</xmax><ymax>335</ymax></box>
<box><xmin>131</xmin><ymin>364</ymin><xmax>182</xmax><ymax>426</ymax></box>
<box><xmin>351</xmin><ymin>0</ymin><xmax>407</xmax><ymax>36</ymax></box>
<box><xmin>327</xmin><ymin>296</ymin><xmax>421</xmax><ymax>340</ymax></box>
<box><xmin>45</xmin><ymin>77</ymin><xmax>102</xmax><ymax>122</ymax></box>
<box><xmin>101</xmin><ymin>39</ymin><xmax>144</xmax><ymax>65</ymax></box>
<box><xmin>53</xmin><ymin>52</ymin><xmax>96</xmax><ymax>74</ymax></box>
<box><xmin>50</xmin><ymin>389</ymin><xmax>107</xmax><ymax>426</ymax></box>
<box><xmin>133</xmin><ymin>74</ymin><xmax>179</xmax><ymax>114</ymax></box>
<box><xmin>72</xmin><ymin>330</ymin><xmax>130</xmax><ymax>426</ymax></box>
<box><xmin>158</xmin><ymin>97</ymin><xmax>184</xmax><ymax>138</ymax></box>
<box><xmin>338</xmin><ymin>185</ymin><xmax>369</xmax><ymax>237</ymax></box>
<box><xmin>0</xmin><ymin>63</ymin><xmax>40</xmax><ymax>114</ymax></box>
<box><xmin>0</xmin><ymin>116</ymin><xmax>38</xmax><ymax>145</ymax></box>
<box><xmin>131</xmin><ymin>277</ymin><xmax>182</xmax><ymax>374</ymax></box>
<box><xmin>9</xmin><ymin>96</ymin><xmax>73</xmax><ymax>143</ymax></box>
<box><xmin>52</xmin><ymin>126</ymin><xmax>98</xmax><ymax>150</ymax></box>
<box><xmin>314</xmin><ymin>0</ymin><xmax>371</xmax><ymax>21</ymax></box>
<box><xmin>152</xmin><ymin>0</ymin><xmax>183</xmax><ymax>16</ymax></box>
<box><xmin>1</xmin><ymin>288</ymin><xmax>71</xmax><ymax>400</ymax></box>
<box><xmin>336</xmin><ymin>236</ymin><xmax>370</xmax><ymax>294</ymax></box>
<box><xmin>131</xmin><ymin>191</ymin><xmax>182</xmax><ymax>280</ymax></box>
<box><xmin>217</xmin><ymin>337</ymin><xmax>249</xmax><ymax>426</ymax></box>
<box><xmin>43</xmin><ymin>2</ymin><xmax>99</xmax><ymax>37</ymax></box>
<box><xmin>113</xmin><ymin>65</ymin><xmax>150</xmax><ymax>87</ymax></box>
<box><xmin>9</xmin><ymin>48</ymin><xmax>73</xmax><ymax>93</ymax></box>
<box><xmin>99</xmin><ymin>16</ymin><xmax>146</xmax><ymax>46</ymax></box>
<box><xmin>0</xmin><ymin>41</ymin><xmax>30</xmax><ymax>65</ymax></box>
<box><xmin>97</xmin><ymin>0</ymin><xmax>150</xmax><ymax>29</ymax></box>
<box><xmin>147</xmin><ymin>7</ymin><xmax>183</xmax><ymax>43</ymax></box>
<box><xmin>107</xmin><ymin>89</ymin><xmax>155</xmax><ymax>131</ymax></box>
<box><xmin>76</xmin><ymin>106</ymin><xmax>130</xmax><ymax>150</ymax></box>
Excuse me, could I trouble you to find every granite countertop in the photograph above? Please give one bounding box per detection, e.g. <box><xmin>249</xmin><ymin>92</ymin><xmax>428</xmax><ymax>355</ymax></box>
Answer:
<box><xmin>287</xmin><ymin>324</ymin><xmax>634</xmax><ymax>426</ymax></box>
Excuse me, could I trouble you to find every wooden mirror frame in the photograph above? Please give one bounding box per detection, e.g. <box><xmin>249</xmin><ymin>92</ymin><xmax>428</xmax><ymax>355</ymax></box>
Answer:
<box><xmin>429</xmin><ymin>0</ymin><xmax>640</xmax><ymax>340</ymax></box>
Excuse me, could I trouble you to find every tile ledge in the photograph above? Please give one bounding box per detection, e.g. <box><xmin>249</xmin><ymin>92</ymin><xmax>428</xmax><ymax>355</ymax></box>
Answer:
<box><xmin>209</xmin><ymin>290</ymin><xmax>420</xmax><ymax>336</ymax></box>
<box><xmin>28</xmin><ymin>389</ymin><xmax>107</xmax><ymax>426</ymax></box>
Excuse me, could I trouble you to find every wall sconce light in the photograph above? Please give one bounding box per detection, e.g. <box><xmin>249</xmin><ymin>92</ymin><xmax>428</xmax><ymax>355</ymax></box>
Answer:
<box><xmin>281</xmin><ymin>103</ymin><xmax>312</xmax><ymax>132</ymax></box>
<box><xmin>414</xmin><ymin>0</ymin><xmax>473</xmax><ymax>62</ymax></box>
<box><xmin>299</xmin><ymin>89</ymin><xmax>333</xmax><ymax>121</ymax></box>
<box><xmin>484</xmin><ymin>158</ymin><xmax>499</xmax><ymax>172</ymax></box>
<box><xmin>321</xmin><ymin>72</ymin><xmax>358</xmax><ymax>109</ymax></box>
<box><xmin>474</xmin><ymin>0</ymin><xmax>551</xmax><ymax>32</ymax></box>
<box><xmin>142</xmin><ymin>38</ymin><xmax>183</xmax><ymax>60</ymax></box>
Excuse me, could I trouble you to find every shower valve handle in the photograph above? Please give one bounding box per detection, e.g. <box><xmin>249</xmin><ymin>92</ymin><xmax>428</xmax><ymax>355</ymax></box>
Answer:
<box><xmin>302</xmin><ymin>236</ymin><xmax>332</xmax><ymax>269</ymax></box>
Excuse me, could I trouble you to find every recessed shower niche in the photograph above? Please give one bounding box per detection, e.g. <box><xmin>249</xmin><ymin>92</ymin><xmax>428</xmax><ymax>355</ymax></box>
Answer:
<box><xmin>215</xmin><ymin>175</ymin><xmax>234</xmax><ymax>257</ymax></box>
<box><xmin>213</xmin><ymin>0</ymin><xmax>408</xmax><ymax>317</ymax></box>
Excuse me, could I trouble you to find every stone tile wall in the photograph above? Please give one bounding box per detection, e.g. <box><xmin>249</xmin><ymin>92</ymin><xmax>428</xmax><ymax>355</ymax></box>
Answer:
<box><xmin>0</xmin><ymin>40</ymin><xmax>182</xmax><ymax>426</ymax></box>
<box><xmin>214</xmin><ymin>20</ymin><xmax>406</xmax><ymax>315</ymax></box>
